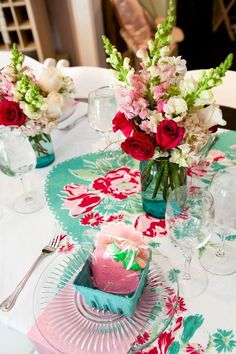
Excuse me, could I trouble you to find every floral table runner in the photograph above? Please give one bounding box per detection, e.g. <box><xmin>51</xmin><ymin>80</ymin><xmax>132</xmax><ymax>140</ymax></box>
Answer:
<box><xmin>34</xmin><ymin>130</ymin><xmax>236</xmax><ymax>353</ymax></box>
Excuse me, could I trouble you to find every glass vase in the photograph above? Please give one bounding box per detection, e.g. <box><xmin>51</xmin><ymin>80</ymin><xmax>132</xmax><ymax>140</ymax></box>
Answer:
<box><xmin>29</xmin><ymin>133</ymin><xmax>55</xmax><ymax>168</ymax></box>
<box><xmin>140</xmin><ymin>159</ymin><xmax>187</xmax><ymax>219</ymax></box>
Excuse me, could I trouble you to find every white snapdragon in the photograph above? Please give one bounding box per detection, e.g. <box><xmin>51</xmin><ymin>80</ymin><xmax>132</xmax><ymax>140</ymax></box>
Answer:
<box><xmin>180</xmin><ymin>78</ymin><xmax>198</xmax><ymax>96</ymax></box>
<box><xmin>160</xmin><ymin>46</ymin><xmax>170</xmax><ymax>57</ymax></box>
<box><xmin>194</xmin><ymin>90</ymin><xmax>214</xmax><ymax>106</ymax></box>
<box><xmin>46</xmin><ymin>91</ymin><xmax>65</xmax><ymax>118</ymax></box>
<box><xmin>164</xmin><ymin>96</ymin><xmax>188</xmax><ymax>118</ymax></box>
<box><xmin>136</xmin><ymin>49</ymin><xmax>150</xmax><ymax>65</ymax></box>
<box><xmin>140</xmin><ymin>111</ymin><xmax>163</xmax><ymax>133</ymax></box>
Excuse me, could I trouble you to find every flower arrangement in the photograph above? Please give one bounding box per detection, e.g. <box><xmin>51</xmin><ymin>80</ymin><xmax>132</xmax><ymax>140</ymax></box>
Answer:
<box><xmin>102</xmin><ymin>0</ymin><xmax>233</xmax><ymax>215</ymax></box>
<box><xmin>0</xmin><ymin>45</ymin><xmax>75</xmax><ymax>161</ymax></box>
<box><xmin>0</xmin><ymin>44</ymin><xmax>75</xmax><ymax>135</ymax></box>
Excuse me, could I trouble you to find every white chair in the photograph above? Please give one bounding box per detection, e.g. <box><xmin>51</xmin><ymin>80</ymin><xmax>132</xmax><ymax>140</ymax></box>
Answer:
<box><xmin>57</xmin><ymin>66</ymin><xmax>117</xmax><ymax>98</ymax></box>
<box><xmin>0</xmin><ymin>50</ymin><xmax>43</xmax><ymax>76</ymax></box>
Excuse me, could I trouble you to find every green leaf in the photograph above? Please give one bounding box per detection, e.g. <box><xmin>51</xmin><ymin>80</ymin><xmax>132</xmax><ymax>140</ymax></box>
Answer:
<box><xmin>181</xmin><ymin>314</ymin><xmax>204</xmax><ymax>344</ymax></box>
<box><xmin>168</xmin><ymin>341</ymin><xmax>180</xmax><ymax>354</ymax></box>
<box><xmin>225</xmin><ymin>234</ymin><xmax>236</xmax><ymax>241</ymax></box>
<box><xmin>168</xmin><ymin>268</ymin><xmax>180</xmax><ymax>283</ymax></box>
<box><xmin>69</xmin><ymin>168</ymin><xmax>101</xmax><ymax>181</ymax></box>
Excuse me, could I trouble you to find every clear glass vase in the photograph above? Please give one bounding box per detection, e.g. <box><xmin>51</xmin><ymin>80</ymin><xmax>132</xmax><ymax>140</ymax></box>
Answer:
<box><xmin>140</xmin><ymin>159</ymin><xmax>187</xmax><ymax>219</ymax></box>
<box><xmin>29</xmin><ymin>133</ymin><xmax>55</xmax><ymax>168</ymax></box>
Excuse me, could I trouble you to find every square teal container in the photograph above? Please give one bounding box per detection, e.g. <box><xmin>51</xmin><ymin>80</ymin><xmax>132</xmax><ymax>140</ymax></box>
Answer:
<box><xmin>73</xmin><ymin>258</ymin><xmax>150</xmax><ymax>317</ymax></box>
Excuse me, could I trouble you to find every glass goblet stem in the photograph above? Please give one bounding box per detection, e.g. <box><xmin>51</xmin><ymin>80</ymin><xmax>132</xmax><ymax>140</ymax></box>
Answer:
<box><xmin>183</xmin><ymin>250</ymin><xmax>194</xmax><ymax>280</ymax></box>
<box><xmin>20</xmin><ymin>175</ymin><xmax>34</xmax><ymax>204</ymax></box>
<box><xmin>215</xmin><ymin>231</ymin><xmax>227</xmax><ymax>257</ymax></box>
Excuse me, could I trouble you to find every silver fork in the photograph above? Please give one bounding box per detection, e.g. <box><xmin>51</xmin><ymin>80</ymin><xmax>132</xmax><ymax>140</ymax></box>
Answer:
<box><xmin>0</xmin><ymin>223</ymin><xmax>62</xmax><ymax>312</ymax></box>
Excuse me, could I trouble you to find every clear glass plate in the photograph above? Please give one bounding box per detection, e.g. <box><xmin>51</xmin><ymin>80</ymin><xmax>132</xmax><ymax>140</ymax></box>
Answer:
<box><xmin>33</xmin><ymin>250</ymin><xmax>179</xmax><ymax>354</ymax></box>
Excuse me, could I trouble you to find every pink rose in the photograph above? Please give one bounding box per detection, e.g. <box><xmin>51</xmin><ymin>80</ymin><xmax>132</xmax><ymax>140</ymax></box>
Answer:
<box><xmin>112</xmin><ymin>111</ymin><xmax>134</xmax><ymax>137</ymax></box>
<box><xmin>156</xmin><ymin>119</ymin><xmax>185</xmax><ymax>150</ymax></box>
<box><xmin>62</xmin><ymin>184</ymin><xmax>101</xmax><ymax>217</ymax></box>
<box><xmin>93</xmin><ymin>167</ymin><xmax>140</xmax><ymax>199</ymax></box>
<box><xmin>121</xmin><ymin>132</ymin><xmax>155</xmax><ymax>161</ymax></box>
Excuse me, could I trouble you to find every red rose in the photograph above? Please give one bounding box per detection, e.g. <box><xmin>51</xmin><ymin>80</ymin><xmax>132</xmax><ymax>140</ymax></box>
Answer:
<box><xmin>112</xmin><ymin>111</ymin><xmax>134</xmax><ymax>138</ymax></box>
<box><xmin>155</xmin><ymin>119</ymin><xmax>185</xmax><ymax>150</ymax></box>
<box><xmin>0</xmin><ymin>101</ymin><xmax>26</xmax><ymax>127</ymax></box>
<box><xmin>121</xmin><ymin>132</ymin><xmax>155</xmax><ymax>161</ymax></box>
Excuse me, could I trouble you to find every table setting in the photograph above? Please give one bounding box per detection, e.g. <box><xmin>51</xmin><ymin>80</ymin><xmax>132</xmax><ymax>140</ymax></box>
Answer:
<box><xmin>1</xmin><ymin>1</ymin><xmax>236</xmax><ymax>353</ymax></box>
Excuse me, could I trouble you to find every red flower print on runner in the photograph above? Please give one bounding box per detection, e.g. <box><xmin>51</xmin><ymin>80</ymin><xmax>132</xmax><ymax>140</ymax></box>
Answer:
<box><xmin>93</xmin><ymin>167</ymin><xmax>141</xmax><ymax>200</ymax></box>
<box><xmin>157</xmin><ymin>331</ymin><xmax>175</xmax><ymax>354</ymax></box>
<box><xmin>59</xmin><ymin>242</ymin><xmax>75</xmax><ymax>254</ymax></box>
<box><xmin>106</xmin><ymin>214</ymin><xmax>124</xmax><ymax>222</ymax></box>
<box><xmin>186</xmin><ymin>343</ymin><xmax>206</xmax><ymax>354</ymax></box>
<box><xmin>135</xmin><ymin>214</ymin><xmax>167</xmax><ymax>237</ymax></box>
<box><xmin>165</xmin><ymin>295</ymin><xmax>187</xmax><ymax>317</ymax></box>
<box><xmin>80</xmin><ymin>213</ymin><xmax>104</xmax><ymax>227</ymax></box>
<box><xmin>62</xmin><ymin>184</ymin><xmax>101</xmax><ymax>217</ymax></box>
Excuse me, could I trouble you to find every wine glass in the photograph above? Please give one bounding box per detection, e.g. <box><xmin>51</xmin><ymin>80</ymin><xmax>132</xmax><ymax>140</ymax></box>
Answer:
<box><xmin>88</xmin><ymin>86</ymin><xmax>117</xmax><ymax>156</ymax></box>
<box><xmin>0</xmin><ymin>125</ymin><xmax>45</xmax><ymax>214</ymax></box>
<box><xmin>165</xmin><ymin>185</ymin><xmax>215</xmax><ymax>298</ymax></box>
<box><xmin>200</xmin><ymin>166</ymin><xmax>236</xmax><ymax>275</ymax></box>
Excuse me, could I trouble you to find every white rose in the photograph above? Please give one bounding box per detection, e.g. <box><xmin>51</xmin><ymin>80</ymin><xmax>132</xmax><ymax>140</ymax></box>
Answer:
<box><xmin>39</xmin><ymin>67</ymin><xmax>63</xmax><ymax>93</ymax></box>
<box><xmin>198</xmin><ymin>104</ymin><xmax>226</xmax><ymax>129</ymax></box>
<box><xmin>180</xmin><ymin>78</ymin><xmax>198</xmax><ymax>96</ymax></box>
<box><xmin>46</xmin><ymin>91</ymin><xmax>64</xmax><ymax>118</ymax></box>
<box><xmin>164</xmin><ymin>97</ymin><xmax>188</xmax><ymax>116</ymax></box>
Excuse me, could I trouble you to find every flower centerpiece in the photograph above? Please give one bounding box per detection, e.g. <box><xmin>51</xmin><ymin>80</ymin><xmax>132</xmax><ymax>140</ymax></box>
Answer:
<box><xmin>102</xmin><ymin>0</ymin><xmax>233</xmax><ymax>218</ymax></box>
<box><xmin>0</xmin><ymin>44</ymin><xmax>75</xmax><ymax>167</ymax></box>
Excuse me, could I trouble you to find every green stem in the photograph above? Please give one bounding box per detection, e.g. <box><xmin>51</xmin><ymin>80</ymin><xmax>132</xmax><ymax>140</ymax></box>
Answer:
<box><xmin>141</xmin><ymin>159</ymin><xmax>155</xmax><ymax>191</ymax></box>
<box><xmin>162</xmin><ymin>161</ymin><xmax>170</xmax><ymax>201</ymax></box>
<box><xmin>170</xmin><ymin>163</ymin><xmax>180</xmax><ymax>189</ymax></box>
<box><xmin>152</xmin><ymin>161</ymin><xmax>164</xmax><ymax>199</ymax></box>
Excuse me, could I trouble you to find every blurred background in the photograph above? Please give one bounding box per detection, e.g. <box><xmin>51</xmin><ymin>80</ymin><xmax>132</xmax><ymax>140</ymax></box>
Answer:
<box><xmin>0</xmin><ymin>0</ymin><xmax>236</xmax><ymax>70</ymax></box>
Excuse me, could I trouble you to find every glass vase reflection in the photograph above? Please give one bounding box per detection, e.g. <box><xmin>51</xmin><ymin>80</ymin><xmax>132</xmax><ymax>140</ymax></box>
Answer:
<box><xmin>140</xmin><ymin>159</ymin><xmax>187</xmax><ymax>219</ymax></box>
<box><xmin>29</xmin><ymin>133</ymin><xmax>55</xmax><ymax>168</ymax></box>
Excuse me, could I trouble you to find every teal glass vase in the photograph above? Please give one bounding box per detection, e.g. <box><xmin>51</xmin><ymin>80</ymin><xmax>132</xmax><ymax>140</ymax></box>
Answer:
<box><xmin>140</xmin><ymin>159</ymin><xmax>187</xmax><ymax>219</ymax></box>
<box><xmin>29</xmin><ymin>133</ymin><xmax>55</xmax><ymax>168</ymax></box>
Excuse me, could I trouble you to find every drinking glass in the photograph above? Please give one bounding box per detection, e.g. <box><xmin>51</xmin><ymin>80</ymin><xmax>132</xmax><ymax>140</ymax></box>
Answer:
<box><xmin>165</xmin><ymin>185</ymin><xmax>215</xmax><ymax>298</ymax></box>
<box><xmin>88</xmin><ymin>86</ymin><xmax>117</xmax><ymax>155</ymax></box>
<box><xmin>200</xmin><ymin>166</ymin><xmax>236</xmax><ymax>275</ymax></box>
<box><xmin>0</xmin><ymin>126</ymin><xmax>45</xmax><ymax>214</ymax></box>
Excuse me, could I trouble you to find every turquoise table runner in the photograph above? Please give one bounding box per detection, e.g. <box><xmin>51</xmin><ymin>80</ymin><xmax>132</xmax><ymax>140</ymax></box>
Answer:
<box><xmin>44</xmin><ymin>130</ymin><xmax>236</xmax><ymax>353</ymax></box>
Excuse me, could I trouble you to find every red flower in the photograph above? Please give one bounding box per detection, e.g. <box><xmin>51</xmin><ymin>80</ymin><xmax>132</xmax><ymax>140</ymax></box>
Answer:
<box><xmin>134</xmin><ymin>214</ymin><xmax>167</xmax><ymax>237</ymax></box>
<box><xmin>155</xmin><ymin>119</ymin><xmax>185</xmax><ymax>150</ymax></box>
<box><xmin>106</xmin><ymin>214</ymin><xmax>124</xmax><ymax>222</ymax></box>
<box><xmin>121</xmin><ymin>132</ymin><xmax>155</xmax><ymax>161</ymax></box>
<box><xmin>157</xmin><ymin>331</ymin><xmax>175</xmax><ymax>354</ymax></box>
<box><xmin>112</xmin><ymin>111</ymin><xmax>134</xmax><ymax>137</ymax></box>
<box><xmin>93</xmin><ymin>167</ymin><xmax>140</xmax><ymax>200</ymax></box>
<box><xmin>186</xmin><ymin>343</ymin><xmax>206</xmax><ymax>354</ymax></box>
<box><xmin>165</xmin><ymin>295</ymin><xmax>187</xmax><ymax>317</ymax></box>
<box><xmin>80</xmin><ymin>213</ymin><xmax>104</xmax><ymax>227</ymax></box>
<box><xmin>59</xmin><ymin>242</ymin><xmax>75</xmax><ymax>253</ymax></box>
<box><xmin>0</xmin><ymin>101</ymin><xmax>26</xmax><ymax>127</ymax></box>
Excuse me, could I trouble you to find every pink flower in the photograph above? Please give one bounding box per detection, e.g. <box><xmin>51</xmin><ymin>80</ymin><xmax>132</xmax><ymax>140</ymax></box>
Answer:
<box><xmin>152</xmin><ymin>84</ymin><xmax>166</xmax><ymax>100</ymax></box>
<box><xmin>62</xmin><ymin>184</ymin><xmax>101</xmax><ymax>217</ymax></box>
<box><xmin>156</xmin><ymin>99</ymin><xmax>167</xmax><ymax>113</ymax></box>
<box><xmin>63</xmin><ymin>183</ymin><xmax>89</xmax><ymax>196</ymax></box>
<box><xmin>80</xmin><ymin>213</ymin><xmax>104</xmax><ymax>227</ymax></box>
<box><xmin>93</xmin><ymin>167</ymin><xmax>141</xmax><ymax>199</ymax></box>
